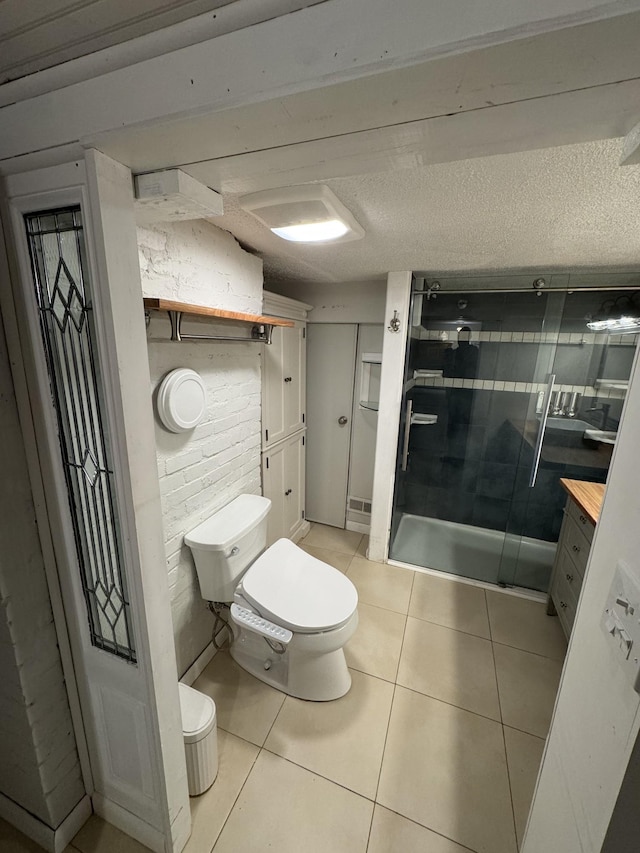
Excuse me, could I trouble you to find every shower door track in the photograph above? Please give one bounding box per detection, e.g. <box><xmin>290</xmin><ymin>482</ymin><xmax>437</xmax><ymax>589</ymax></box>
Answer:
<box><xmin>414</xmin><ymin>285</ymin><xmax>640</xmax><ymax>295</ymax></box>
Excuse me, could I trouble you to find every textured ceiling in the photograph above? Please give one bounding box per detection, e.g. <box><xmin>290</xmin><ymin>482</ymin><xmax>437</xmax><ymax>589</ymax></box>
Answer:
<box><xmin>211</xmin><ymin>139</ymin><xmax>640</xmax><ymax>284</ymax></box>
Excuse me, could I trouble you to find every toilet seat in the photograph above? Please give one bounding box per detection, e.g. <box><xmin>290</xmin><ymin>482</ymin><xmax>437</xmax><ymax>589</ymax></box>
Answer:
<box><xmin>241</xmin><ymin>538</ymin><xmax>358</xmax><ymax>633</ymax></box>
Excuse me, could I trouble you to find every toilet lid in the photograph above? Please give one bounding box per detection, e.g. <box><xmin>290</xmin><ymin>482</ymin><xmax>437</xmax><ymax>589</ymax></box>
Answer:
<box><xmin>241</xmin><ymin>539</ymin><xmax>358</xmax><ymax>633</ymax></box>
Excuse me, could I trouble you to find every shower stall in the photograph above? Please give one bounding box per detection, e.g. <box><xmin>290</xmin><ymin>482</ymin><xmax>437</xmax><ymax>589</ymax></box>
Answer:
<box><xmin>387</xmin><ymin>273</ymin><xmax>640</xmax><ymax>593</ymax></box>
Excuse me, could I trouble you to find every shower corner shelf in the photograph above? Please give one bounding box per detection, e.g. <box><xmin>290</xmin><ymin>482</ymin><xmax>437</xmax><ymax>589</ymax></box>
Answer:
<box><xmin>143</xmin><ymin>297</ymin><xmax>293</xmax><ymax>344</ymax></box>
<box><xmin>360</xmin><ymin>400</ymin><xmax>379</xmax><ymax>412</ymax></box>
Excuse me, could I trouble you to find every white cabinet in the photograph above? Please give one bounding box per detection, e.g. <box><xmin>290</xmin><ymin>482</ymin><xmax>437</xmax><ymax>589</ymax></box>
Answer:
<box><xmin>262</xmin><ymin>321</ymin><xmax>306</xmax><ymax>448</ymax></box>
<box><xmin>262</xmin><ymin>431</ymin><xmax>306</xmax><ymax>545</ymax></box>
<box><xmin>547</xmin><ymin>495</ymin><xmax>596</xmax><ymax>638</ymax></box>
<box><xmin>261</xmin><ymin>291</ymin><xmax>311</xmax><ymax>544</ymax></box>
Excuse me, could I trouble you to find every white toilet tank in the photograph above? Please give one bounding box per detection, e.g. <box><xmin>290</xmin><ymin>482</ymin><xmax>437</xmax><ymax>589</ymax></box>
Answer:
<box><xmin>185</xmin><ymin>495</ymin><xmax>271</xmax><ymax>602</ymax></box>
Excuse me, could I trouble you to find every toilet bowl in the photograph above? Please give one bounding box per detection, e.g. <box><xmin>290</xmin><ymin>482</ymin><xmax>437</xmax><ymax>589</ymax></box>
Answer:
<box><xmin>185</xmin><ymin>495</ymin><xmax>358</xmax><ymax>701</ymax></box>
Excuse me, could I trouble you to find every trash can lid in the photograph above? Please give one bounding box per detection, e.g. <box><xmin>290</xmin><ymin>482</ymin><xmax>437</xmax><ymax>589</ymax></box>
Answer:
<box><xmin>178</xmin><ymin>683</ymin><xmax>216</xmax><ymax>744</ymax></box>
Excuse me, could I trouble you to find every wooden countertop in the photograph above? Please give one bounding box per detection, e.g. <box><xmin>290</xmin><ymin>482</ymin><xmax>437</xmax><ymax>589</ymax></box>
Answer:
<box><xmin>560</xmin><ymin>478</ymin><xmax>606</xmax><ymax>525</ymax></box>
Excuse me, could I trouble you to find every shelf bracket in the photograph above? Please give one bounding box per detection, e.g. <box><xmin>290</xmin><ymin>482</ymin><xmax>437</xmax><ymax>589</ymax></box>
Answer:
<box><xmin>168</xmin><ymin>310</ymin><xmax>274</xmax><ymax>345</ymax></box>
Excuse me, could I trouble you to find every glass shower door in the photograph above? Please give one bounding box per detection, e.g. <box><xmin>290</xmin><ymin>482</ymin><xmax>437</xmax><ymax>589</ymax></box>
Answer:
<box><xmin>499</xmin><ymin>286</ymin><xmax>637</xmax><ymax>590</ymax></box>
<box><xmin>389</xmin><ymin>281</ymin><xmax>565</xmax><ymax>589</ymax></box>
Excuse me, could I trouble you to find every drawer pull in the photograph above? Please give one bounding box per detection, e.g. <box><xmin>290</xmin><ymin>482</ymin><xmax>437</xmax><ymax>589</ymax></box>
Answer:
<box><xmin>579</xmin><ymin>514</ymin><xmax>587</xmax><ymax>524</ymax></box>
<box><xmin>572</xmin><ymin>544</ymin><xmax>581</xmax><ymax>553</ymax></box>
<box><xmin>284</xmin><ymin>488</ymin><xmax>292</xmax><ymax>496</ymax></box>
<box><xmin>560</xmin><ymin>600</ymin><xmax>568</xmax><ymax>609</ymax></box>
<box><xmin>566</xmin><ymin>573</ymin><xmax>574</xmax><ymax>583</ymax></box>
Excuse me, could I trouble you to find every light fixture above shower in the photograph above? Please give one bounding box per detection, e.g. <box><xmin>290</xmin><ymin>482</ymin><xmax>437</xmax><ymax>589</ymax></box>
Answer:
<box><xmin>586</xmin><ymin>293</ymin><xmax>640</xmax><ymax>334</ymax></box>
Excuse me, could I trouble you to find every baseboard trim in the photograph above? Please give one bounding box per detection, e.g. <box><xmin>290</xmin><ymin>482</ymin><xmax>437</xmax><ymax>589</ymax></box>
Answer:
<box><xmin>346</xmin><ymin>520</ymin><xmax>370</xmax><ymax>535</ymax></box>
<box><xmin>93</xmin><ymin>793</ymin><xmax>164</xmax><ymax>853</ymax></box>
<box><xmin>53</xmin><ymin>795</ymin><xmax>92</xmax><ymax>853</ymax></box>
<box><xmin>292</xmin><ymin>520</ymin><xmax>311</xmax><ymax>542</ymax></box>
<box><xmin>0</xmin><ymin>791</ymin><xmax>91</xmax><ymax>853</ymax></box>
<box><xmin>180</xmin><ymin>640</ymin><xmax>218</xmax><ymax>687</ymax></box>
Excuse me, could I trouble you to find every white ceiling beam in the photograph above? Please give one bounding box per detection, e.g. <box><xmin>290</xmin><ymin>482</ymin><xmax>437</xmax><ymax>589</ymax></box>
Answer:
<box><xmin>183</xmin><ymin>79</ymin><xmax>640</xmax><ymax>194</ymax></box>
<box><xmin>1</xmin><ymin>0</ymin><xmax>640</xmax><ymax>166</ymax></box>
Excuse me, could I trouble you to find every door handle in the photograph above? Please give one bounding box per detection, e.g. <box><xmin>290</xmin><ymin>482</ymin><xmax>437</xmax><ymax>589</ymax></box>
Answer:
<box><xmin>401</xmin><ymin>399</ymin><xmax>413</xmax><ymax>472</ymax></box>
<box><xmin>284</xmin><ymin>377</ymin><xmax>292</xmax><ymax>383</ymax></box>
<box><xmin>529</xmin><ymin>373</ymin><xmax>556</xmax><ymax>488</ymax></box>
<box><xmin>338</xmin><ymin>416</ymin><xmax>348</xmax><ymax>425</ymax></box>
<box><xmin>285</xmin><ymin>489</ymin><xmax>292</xmax><ymax>496</ymax></box>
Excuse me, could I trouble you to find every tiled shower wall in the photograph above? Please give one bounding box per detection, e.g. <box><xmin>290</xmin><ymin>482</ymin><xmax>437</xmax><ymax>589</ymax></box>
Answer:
<box><xmin>0</xmin><ymin>320</ymin><xmax>84</xmax><ymax>826</ymax></box>
<box><xmin>139</xmin><ymin>220</ymin><xmax>264</xmax><ymax>676</ymax></box>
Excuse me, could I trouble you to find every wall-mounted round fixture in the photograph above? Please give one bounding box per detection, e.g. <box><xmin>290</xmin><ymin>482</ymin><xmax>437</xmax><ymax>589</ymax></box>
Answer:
<box><xmin>239</xmin><ymin>185</ymin><xmax>364</xmax><ymax>244</ymax></box>
<box><xmin>157</xmin><ymin>368</ymin><xmax>206</xmax><ymax>433</ymax></box>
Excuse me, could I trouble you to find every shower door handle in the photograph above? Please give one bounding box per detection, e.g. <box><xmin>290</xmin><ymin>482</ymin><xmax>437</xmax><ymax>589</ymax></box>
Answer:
<box><xmin>529</xmin><ymin>373</ymin><xmax>556</xmax><ymax>488</ymax></box>
<box><xmin>401</xmin><ymin>399</ymin><xmax>413</xmax><ymax>472</ymax></box>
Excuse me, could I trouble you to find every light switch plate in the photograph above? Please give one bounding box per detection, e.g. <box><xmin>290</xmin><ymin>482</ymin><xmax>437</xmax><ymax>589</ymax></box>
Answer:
<box><xmin>601</xmin><ymin>560</ymin><xmax>640</xmax><ymax>693</ymax></box>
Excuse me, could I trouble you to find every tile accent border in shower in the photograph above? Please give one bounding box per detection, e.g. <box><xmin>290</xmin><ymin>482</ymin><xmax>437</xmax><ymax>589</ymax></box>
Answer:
<box><xmin>407</xmin><ymin>376</ymin><xmax>627</xmax><ymax>399</ymax></box>
<box><xmin>418</xmin><ymin>329</ymin><xmax>637</xmax><ymax>346</ymax></box>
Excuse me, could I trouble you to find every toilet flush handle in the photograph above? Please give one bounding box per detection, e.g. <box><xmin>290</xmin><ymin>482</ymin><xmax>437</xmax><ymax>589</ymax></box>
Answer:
<box><xmin>227</xmin><ymin>546</ymin><xmax>240</xmax><ymax>557</ymax></box>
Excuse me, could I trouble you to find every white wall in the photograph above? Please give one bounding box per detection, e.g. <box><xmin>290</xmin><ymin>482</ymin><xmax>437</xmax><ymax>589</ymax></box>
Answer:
<box><xmin>347</xmin><ymin>324</ymin><xmax>384</xmax><ymax>515</ymax></box>
<box><xmin>523</xmin><ymin>342</ymin><xmax>640</xmax><ymax>851</ymax></box>
<box><xmin>140</xmin><ymin>220</ymin><xmax>264</xmax><ymax>676</ymax></box>
<box><xmin>270</xmin><ymin>280</ymin><xmax>386</xmax><ymax>324</ymax></box>
<box><xmin>0</xmin><ymin>314</ymin><xmax>84</xmax><ymax>827</ymax></box>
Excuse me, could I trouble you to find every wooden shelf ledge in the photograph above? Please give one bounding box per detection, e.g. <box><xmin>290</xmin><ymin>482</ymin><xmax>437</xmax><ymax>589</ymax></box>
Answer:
<box><xmin>143</xmin><ymin>297</ymin><xmax>294</xmax><ymax>328</ymax></box>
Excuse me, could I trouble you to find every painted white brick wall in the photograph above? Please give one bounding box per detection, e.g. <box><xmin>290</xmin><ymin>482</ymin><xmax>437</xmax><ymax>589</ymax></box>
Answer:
<box><xmin>0</xmin><ymin>323</ymin><xmax>84</xmax><ymax>827</ymax></box>
<box><xmin>138</xmin><ymin>219</ymin><xmax>262</xmax><ymax>312</ymax></box>
<box><xmin>140</xmin><ymin>220</ymin><xmax>264</xmax><ymax>676</ymax></box>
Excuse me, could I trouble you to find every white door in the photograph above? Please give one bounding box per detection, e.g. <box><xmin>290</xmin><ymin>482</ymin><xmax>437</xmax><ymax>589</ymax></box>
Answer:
<box><xmin>283</xmin><ymin>322</ymin><xmax>306</xmax><ymax>437</ymax></box>
<box><xmin>306</xmin><ymin>324</ymin><xmax>357</xmax><ymax>527</ymax></box>
<box><xmin>2</xmin><ymin>154</ymin><xmax>189</xmax><ymax>852</ymax></box>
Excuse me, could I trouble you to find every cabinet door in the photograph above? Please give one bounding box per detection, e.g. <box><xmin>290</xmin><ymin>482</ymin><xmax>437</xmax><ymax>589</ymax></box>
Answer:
<box><xmin>262</xmin><ymin>326</ymin><xmax>286</xmax><ymax>447</ymax></box>
<box><xmin>283</xmin><ymin>431</ymin><xmax>306</xmax><ymax>541</ymax></box>
<box><xmin>262</xmin><ymin>441</ymin><xmax>286</xmax><ymax>546</ymax></box>
<box><xmin>283</xmin><ymin>322</ymin><xmax>306</xmax><ymax>437</ymax></box>
<box><xmin>262</xmin><ymin>431</ymin><xmax>306</xmax><ymax>545</ymax></box>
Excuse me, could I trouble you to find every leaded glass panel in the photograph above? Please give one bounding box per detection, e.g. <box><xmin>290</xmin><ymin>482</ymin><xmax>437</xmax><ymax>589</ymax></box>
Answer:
<box><xmin>25</xmin><ymin>207</ymin><xmax>136</xmax><ymax>662</ymax></box>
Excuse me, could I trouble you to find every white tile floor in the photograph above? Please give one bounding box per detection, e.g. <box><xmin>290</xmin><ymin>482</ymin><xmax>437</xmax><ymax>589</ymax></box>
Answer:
<box><xmin>4</xmin><ymin>522</ymin><xmax>567</xmax><ymax>853</ymax></box>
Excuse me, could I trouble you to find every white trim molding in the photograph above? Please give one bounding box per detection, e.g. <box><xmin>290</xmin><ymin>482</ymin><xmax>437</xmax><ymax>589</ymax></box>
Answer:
<box><xmin>368</xmin><ymin>271</ymin><xmax>412</xmax><ymax>563</ymax></box>
<box><xmin>0</xmin><ymin>792</ymin><xmax>92</xmax><ymax>853</ymax></box>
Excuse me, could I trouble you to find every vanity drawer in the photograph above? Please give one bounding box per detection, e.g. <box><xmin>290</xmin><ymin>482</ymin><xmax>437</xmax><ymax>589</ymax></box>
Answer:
<box><xmin>551</xmin><ymin>550</ymin><xmax>580</xmax><ymax>637</ymax></box>
<box><xmin>561</xmin><ymin>514</ymin><xmax>591</xmax><ymax>579</ymax></box>
<box><xmin>565</xmin><ymin>499</ymin><xmax>595</xmax><ymax>545</ymax></box>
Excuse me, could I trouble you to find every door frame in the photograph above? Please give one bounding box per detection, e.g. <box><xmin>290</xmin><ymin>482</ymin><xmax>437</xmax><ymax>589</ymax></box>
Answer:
<box><xmin>0</xmin><ymin>154</ymin><xmax>190</xmax><ymax>852</ymax></box>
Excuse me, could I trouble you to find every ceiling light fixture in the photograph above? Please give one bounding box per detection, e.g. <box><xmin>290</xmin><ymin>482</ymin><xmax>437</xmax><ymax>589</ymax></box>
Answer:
<box><xmin>239</xmin><ymin>185</ymin><xmax>364</xmax><ymax>244</ymax></box>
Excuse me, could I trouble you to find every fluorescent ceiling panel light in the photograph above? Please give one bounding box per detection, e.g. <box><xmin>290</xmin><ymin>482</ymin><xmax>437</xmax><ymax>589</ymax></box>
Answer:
<box><xmin>272</xmin><ymin>220</ymin><xmax>349</xmax><ymax>242</ymax></box>
<box><xmin>239</xmin><ymin>185</ymin><xmax>364</xmax><ymax>244</ymax></box>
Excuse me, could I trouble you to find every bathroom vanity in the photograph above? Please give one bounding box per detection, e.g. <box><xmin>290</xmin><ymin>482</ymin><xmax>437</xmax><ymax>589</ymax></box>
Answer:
<box><xmin>547</xmin><ymin>478</ymin><xmax>605</xmax><ymax>638</ymax></box>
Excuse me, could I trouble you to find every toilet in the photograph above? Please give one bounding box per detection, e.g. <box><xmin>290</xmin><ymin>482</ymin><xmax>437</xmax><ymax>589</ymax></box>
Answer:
<box><xmin>185</xmin><ymin>494</ymin><xmax>358</xmax><ymax>701</ymax></box>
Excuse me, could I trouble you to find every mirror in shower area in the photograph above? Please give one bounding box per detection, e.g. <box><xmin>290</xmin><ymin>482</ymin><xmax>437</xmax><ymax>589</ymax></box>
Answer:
<box><xmin>389</xmin><ymin>274</ymin><xmax>640</xmax><ymax>593</ymax></box>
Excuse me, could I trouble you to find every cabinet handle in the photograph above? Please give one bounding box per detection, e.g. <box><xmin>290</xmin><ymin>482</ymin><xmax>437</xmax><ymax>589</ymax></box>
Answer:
<box><xmin>579</xmin><ymin>514</ymin><xmax>587</xmax><ymax>524</ymax></box>
<box><xmin>566</xmin><ymin>573</ymin><xmax>574</xmax><ymax>583</ymax></box>
<box><xmin>285</xmin><ymin>489</ymin><xmax>292</xmax><ymax>496</ymax></box>
<box><xmin>572</xmin><ymin>544</ymin><xmax>581</xmax><ymax>553</ymax></box>
<box><xmin>284</xmin><ymin>377</ymin><xmax>292</xmax><ymax>383</ymax></box>
<box><xmin>560</xmin><ymin>601</ymin><xmax>568</xmax><ymax>609</ymax></box>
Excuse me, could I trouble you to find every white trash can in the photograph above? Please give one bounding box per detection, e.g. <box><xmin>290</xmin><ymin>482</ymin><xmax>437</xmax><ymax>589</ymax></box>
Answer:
<box><xmin>178</xmin><ymin>682</ymin><xmax>218</xmax><ymax>796</ymax></box>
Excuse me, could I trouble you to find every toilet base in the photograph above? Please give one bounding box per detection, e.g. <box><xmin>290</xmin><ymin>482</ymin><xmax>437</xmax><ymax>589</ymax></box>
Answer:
<box><xmin>229</xmin><ymin>611</ymin><xmax>358</xmax><ymax>701</ymax></box>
